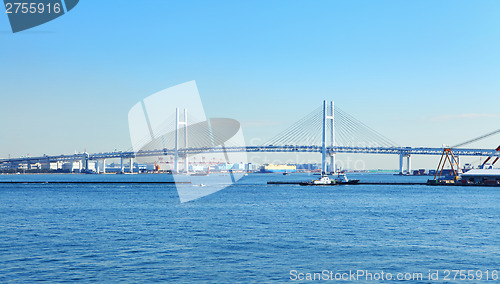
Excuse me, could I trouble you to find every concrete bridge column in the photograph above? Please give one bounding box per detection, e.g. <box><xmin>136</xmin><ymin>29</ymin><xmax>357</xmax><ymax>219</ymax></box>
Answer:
<box><xmin>120</xmin><ymin>156</ymin><xmax>124</xmax><ymax>173</ymax></box>
<box><xmin>406</xmin><ymin>154</ymin><xmax>411</xmax><ymax>175</ymax></box>
<box><xmin>329</xmin><ymin>154</ymin><xmax>336</xmax><ymax>173</ymax></box>
<box><xmin>399</xmin><ymin>153</ymin><xmax>404</xmax><ymax>175</ymax></box>
<box><xmin>130</xmin><ymin>157</ymin><xmax>134</xmax><ymax>173</ymax></box>
<box><xmin>102</xmin><ymin>159</ymin><xmax>106</xmax><ymax>174</ymax></box>
<box><xmin>81</xmin><ymin>153</ymin><xmax>89</xmax><ymax>173</ymax></box>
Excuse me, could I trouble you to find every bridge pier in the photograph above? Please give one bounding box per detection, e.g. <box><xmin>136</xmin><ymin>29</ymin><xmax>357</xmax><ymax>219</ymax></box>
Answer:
<box><xmin>120</xmin><ymin>156</ymin><xmax>124</xmax><ymax>173</ymax></box>
<box><xmin>406</xmin><ymin>154</ymin><xmax>411</xmax><ymax>175</ymax></box>
<box><xmin>329</xmin><ymin>154</ymin><xmax>336</xmax><ymax>173</ymax></box>
<box><xmin>71</xmin><ymin>159</ymin><xmax>80</xmax><ymax>173</ymax></box>
<box><xmin>399</xmin><ymin>153</ymin><xmax>404</xmax><ymax>175</ymax></box>
<box><xmin>399</xmin><ymin>152</ymin><xmax>411</xmax><ymax>175</ymax></box>
<box><xmin>102</xmin><ymin>159</ymin><xmax>106</xmax><ymax>174</ymax></box>
<box><xmin>82</xmin><ymin>152</ymin><xmax>89</xmax><ymax>173</ymax></box>
<box><xmin>130</xmin><ymin>157</ymin><xmax>134</xmax><ymax>173</ymax></box>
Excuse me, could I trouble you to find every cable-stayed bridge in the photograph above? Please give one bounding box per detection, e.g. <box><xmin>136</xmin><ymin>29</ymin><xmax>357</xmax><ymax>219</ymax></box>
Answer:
<box><xmin>1</xmin><ymin>101</ymin><xmax>499</xmax><ymax>174</ymax></box>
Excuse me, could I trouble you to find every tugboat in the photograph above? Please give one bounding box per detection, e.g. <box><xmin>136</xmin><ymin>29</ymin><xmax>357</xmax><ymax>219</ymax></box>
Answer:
<box><xmin>335</xmin><ymin>173</ymin><xmax>360</xmax><ymax>185</ymax></box>
<box><xmin>299</xmin><ymin>174</ymin><xmax>336</xmax><ymax>186</ymax></box>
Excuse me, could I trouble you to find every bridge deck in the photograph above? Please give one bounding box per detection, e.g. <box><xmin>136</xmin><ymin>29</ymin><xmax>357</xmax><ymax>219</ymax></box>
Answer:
<box><xmin>0</xmin><ymin>146</ymin><xmax>497</xmax><ymax>164</ymax></box>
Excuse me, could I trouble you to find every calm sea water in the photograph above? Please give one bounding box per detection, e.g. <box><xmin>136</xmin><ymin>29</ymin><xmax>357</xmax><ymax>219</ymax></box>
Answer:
<box><xmin>1</xmin><ymin>173</ymin><xmax>499</xmax><ymax>283</ymax></box>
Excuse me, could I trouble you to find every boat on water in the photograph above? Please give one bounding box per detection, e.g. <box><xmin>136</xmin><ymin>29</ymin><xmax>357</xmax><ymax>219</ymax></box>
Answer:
<box><xmin>335</xmin><ymin>173</ymin><xmax>360</xmax><ymax>185</ymax></box>
<box><xmin>429</xmin><ymin>168</ymin><xmax>500</xmax><ymax>186</ymax></box>
<box><xmin>299</xmin><ymin>175</ymin><xmax>337</xmax><ymax>186</ymax></box>
<box><xmin>459</xmin><ymin>168</ymin><xmax>500</xmax><ymax>185</ymax></box>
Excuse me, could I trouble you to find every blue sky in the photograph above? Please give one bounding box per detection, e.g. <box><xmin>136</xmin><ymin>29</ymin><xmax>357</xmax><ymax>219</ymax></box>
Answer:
<box><xmin>1</xmin><ymin>0</ymin><xmax>500</xmax><ymax>168</ymax></box>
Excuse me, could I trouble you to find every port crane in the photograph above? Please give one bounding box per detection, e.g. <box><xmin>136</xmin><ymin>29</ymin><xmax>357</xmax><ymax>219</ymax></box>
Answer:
<box><xmin>433</xmin><ymin>147</ymin><xmax>461</xmax><ymax>181</ymax></box>
<box><xmin>479</xmin><ymin>145</ymin><xmax>500</xmax><ymax>168</ymax></box>
<box><xmin>432</xmin><ymin>128</ymin><xmax>500</xmax><ymax>182</ymax></box>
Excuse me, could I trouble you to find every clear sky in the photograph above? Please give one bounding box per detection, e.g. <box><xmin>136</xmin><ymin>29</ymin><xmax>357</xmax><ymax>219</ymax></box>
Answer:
<box><xmin>1</xmin><ymin>0</ymin><xmax>500</xmax><ymax>169</ymax></box>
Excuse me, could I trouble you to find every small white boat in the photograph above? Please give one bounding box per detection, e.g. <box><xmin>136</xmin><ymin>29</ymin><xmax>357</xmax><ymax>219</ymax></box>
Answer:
<box><xmin>300</xmin><ymin>175</ymin><xmax>336</xmax><ymax>186</ymax></box>
<box><xmin>313</xmin><ymin>175</ymin><xmax>333</xmax><ymax>184</ymax></box>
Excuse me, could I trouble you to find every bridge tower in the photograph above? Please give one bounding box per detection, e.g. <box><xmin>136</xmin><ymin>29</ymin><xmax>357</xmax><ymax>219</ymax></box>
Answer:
<box><xmin>329</xmin><ymin>101</ymin><xmax>335</xmax><ymax>173</ymax></box>
<box><xmin>322</xmin><ymin>100</ymin><xmax>335</xmax><ymax>175</ymax></box>
<box><xmin>174</xmin><ymin>108</ymin><xmax>188</xmax><ymax>173</ymax></box>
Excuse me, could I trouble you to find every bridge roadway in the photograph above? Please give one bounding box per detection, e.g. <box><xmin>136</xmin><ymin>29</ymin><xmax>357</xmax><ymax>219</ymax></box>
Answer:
<box><xmin>1</xmin><ymin>146</ymin><xmax>498</xmax><ymax>164</ymax></box>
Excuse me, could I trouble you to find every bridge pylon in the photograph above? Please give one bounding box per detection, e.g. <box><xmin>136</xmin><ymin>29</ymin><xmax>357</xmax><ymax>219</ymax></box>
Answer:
<box><xmin>174</xmin><ymin>107</ymin><xmax>188</xmax><ymax>174</ymax></box>
<box><xmin>322</xmin><ymin>100</ymin><xmax>335</xmax><ymax>175</ymax></box>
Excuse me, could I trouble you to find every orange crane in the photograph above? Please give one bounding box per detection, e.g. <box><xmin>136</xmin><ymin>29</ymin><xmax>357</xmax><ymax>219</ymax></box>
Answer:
<box><xmin>433</xmin><ymin>148</ymin><xmax>461</xmax><ymax>182</ymax></box>
<box><xmin>431</xmin><ymin>128</ymin><xmax>500</xmax><ymax>183</ymax></box>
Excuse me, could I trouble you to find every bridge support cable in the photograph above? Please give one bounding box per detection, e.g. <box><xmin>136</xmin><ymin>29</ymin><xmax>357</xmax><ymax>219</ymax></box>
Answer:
<box><xmin>334</xmin><ymin>107</ymin><xmax>398</xmax><ymax>148</ymax></box>
<box><xmin>435</xmin><ymin>128</ymin><xmax>500</xmax><ymax>172</ymax></box>
<box><xmin>127</xmin><ymin>112</ymin><xmax>177</xmax><ymax>153</ymax></box>
<box><xmin>128</xmin><ymin>108</ymin><xmax>247</xmax><ymax>173</ymax></box>
<box><xmin>262</xmin><ymin>103</ymin><xmax>398</xmax><ymax>150</ymax></box>
<box><xmin>452</xmin><ymin>128</ymin><xmax>500</xmax><ymax>148</ymax></box>
<box><xmin>262</xmin><ymin>106</ymin><xmax>323</xmax><ymax>147</ymax></box>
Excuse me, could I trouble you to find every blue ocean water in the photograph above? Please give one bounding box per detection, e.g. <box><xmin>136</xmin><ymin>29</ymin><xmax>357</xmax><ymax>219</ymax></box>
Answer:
<box><xmin>0</xmin><ymin>173</ymin><xmax>499</xmax><ymax>283</ymax></box>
